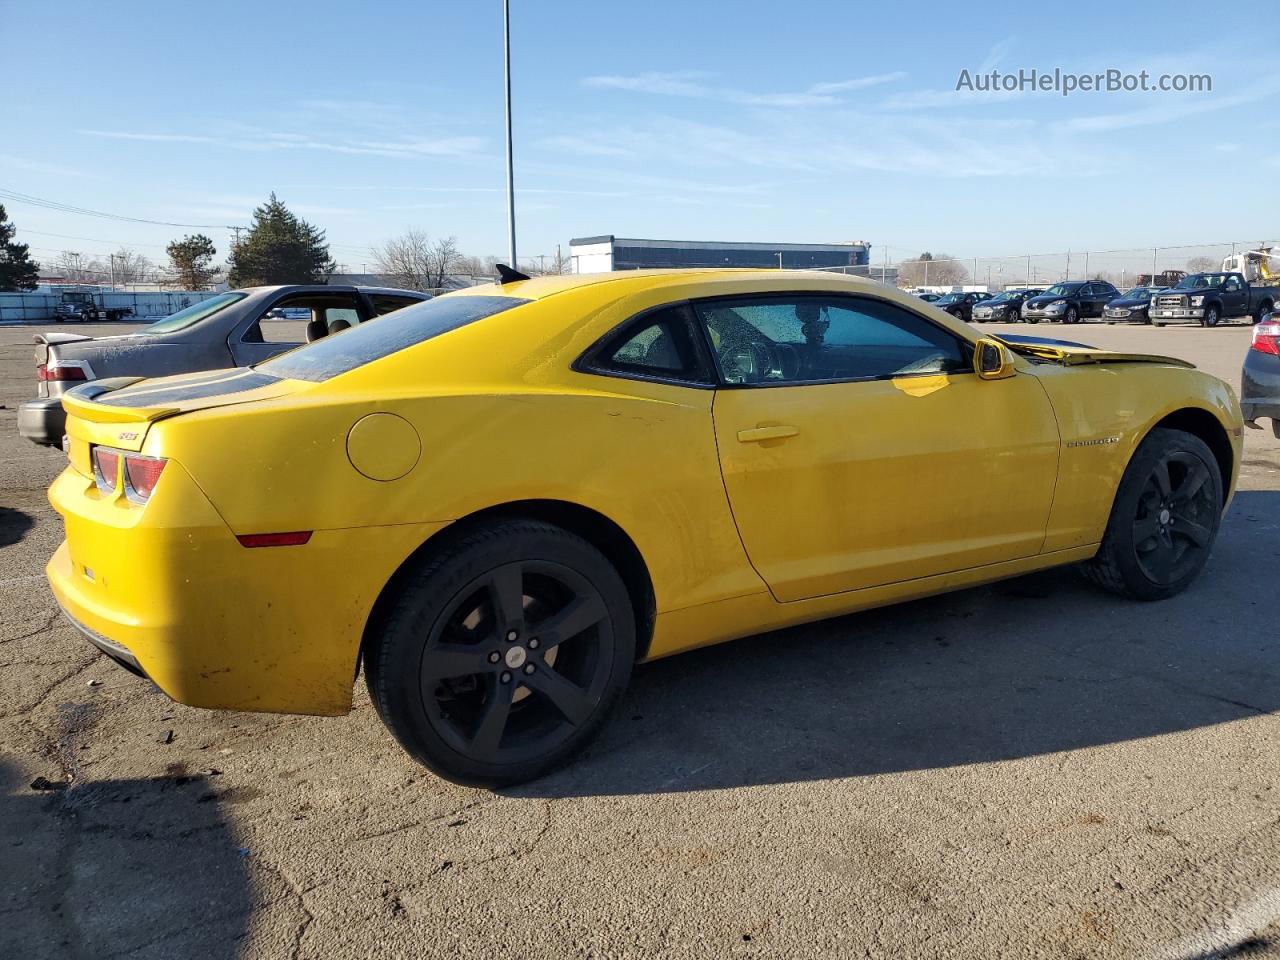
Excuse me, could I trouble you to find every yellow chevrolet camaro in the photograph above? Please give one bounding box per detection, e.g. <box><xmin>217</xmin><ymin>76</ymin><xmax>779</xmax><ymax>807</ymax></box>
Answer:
<box><xmin>47</xmin><ymin>270</ymin><xmax>1242</xmax><ymax>785</ymax></box>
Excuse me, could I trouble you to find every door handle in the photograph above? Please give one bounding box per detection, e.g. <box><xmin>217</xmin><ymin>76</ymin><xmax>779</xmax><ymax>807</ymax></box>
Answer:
<box><xmin>737</xmin><ymin>424</ymin><xmax>799</xmax><ymax>443</ymax></box>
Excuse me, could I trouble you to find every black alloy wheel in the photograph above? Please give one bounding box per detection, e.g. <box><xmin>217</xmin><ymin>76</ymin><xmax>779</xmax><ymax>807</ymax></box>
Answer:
<box><xmin>1081</xmin><ymin>428</ymin><xmax>1223</xmax><ymax>600</ymax></box>
<box><xmin>366</xmin><ymin>520</ymin><xmax>635</xmax><ymax>786</ymax></box>
<box><xmin>1129</xmin><ymin>451</ymin><xmax>1217</xmax><ymax>586</ymax></box>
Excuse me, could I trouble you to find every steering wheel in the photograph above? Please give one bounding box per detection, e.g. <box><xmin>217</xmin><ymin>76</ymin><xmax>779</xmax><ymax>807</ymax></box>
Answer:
<box><xmin>720</xmin><ymin>339</ymin><xmax>783</xmax><ymax>383</ymax></box>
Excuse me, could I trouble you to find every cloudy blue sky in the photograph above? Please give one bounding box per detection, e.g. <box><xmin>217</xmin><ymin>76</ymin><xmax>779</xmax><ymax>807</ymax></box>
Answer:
<box><xmin>2</xmin><ymin>0</ymin><xmax>1277</xmax><ymax>269</ymax></box>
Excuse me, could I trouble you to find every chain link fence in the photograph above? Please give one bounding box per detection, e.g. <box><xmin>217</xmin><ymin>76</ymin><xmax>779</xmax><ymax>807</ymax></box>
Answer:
<box><xmin>884</xmin><ymin>239</ymin><xmax>1278</xmax><ymax>292</ymax></box>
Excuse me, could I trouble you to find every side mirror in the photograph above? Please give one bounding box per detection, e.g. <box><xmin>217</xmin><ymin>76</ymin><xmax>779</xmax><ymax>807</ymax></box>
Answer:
<box><xmin>974</xmin><ymin>338</ymin><xmax>1015</xmax><ymax>380</ymax></box>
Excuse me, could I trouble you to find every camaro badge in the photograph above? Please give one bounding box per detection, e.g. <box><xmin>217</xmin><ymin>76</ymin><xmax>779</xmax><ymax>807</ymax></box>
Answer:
<box><xmin>1067</xmin><ymin>435</ymin><xmax>1121</xmax><ymax>448</ymax></box>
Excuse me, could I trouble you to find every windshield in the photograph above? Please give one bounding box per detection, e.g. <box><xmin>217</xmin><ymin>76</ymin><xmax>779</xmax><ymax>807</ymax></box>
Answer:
<box><xmin>142</xmin><ymin>292</ymin><xmax>246</xmax><ymax>334</ymax></box>
<box><xmin>1042</xmin><ymin>284</ymin><xmax>1082</xmax><ymax>297</ymax></box>
<box><xmin>1175</xmin><ymin>274</ymin><xmax>1225</xmax><ymax>289</ymax></box>
<box><xmin>259</xmin><ymin>294</ymin><xmax>530</xmax><ymax>382</ymax></box>
<box><xmin>935</xmin><ymin>293</ymin><xmax>963</xmax><ymax>304</ymax></box>
<box><xmin>1122</xmin><ymin>287</ymin><xmax>1152</xmax><ymax>298</ymax></box>
<box><xmin>985</xmin><ymin>292</ymin><xmax>1015</xmax><ymax>303</ymax></box>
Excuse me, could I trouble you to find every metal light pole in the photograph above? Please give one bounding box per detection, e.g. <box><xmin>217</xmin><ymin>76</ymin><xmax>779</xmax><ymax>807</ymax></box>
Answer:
<box><xmin>503</xmin><ymin>0</ymin><xmax>516</xmax><ymax>267</ymax></box>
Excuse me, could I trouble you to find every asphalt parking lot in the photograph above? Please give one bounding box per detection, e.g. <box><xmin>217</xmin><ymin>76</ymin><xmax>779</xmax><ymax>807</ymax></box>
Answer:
<box><xmin>2</xmin><ymin>317</ymin><xmax>1279</xmax><ymax>960</ymax></box>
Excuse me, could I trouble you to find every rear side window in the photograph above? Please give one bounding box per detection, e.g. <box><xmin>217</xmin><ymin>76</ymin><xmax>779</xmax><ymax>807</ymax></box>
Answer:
<box><xmin>371</xmin><ymin>294</ymin><xmax>425</xmax><ymax>316</ymax></box>
<box><xmin>258</xmin><ymin>295</ymin><xmax>528</xmax><ymax>382</ymax></box>
<box><xmin>578</xmin><ymin>306</ymin><xmax>712</xmax><ymax>385</ymax></box>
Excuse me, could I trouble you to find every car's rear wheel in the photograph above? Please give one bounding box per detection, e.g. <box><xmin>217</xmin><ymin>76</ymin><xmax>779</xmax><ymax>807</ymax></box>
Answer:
<box><xmin>365</xmin><ymin>519</ymin><xmax>635</xmax><ymax>787</ymax></box>
<box><xmin>1080</xmin><ymin>428</ymin><xmax>1223</xmax><ymax>601</ymax></box>
<box><xmin>1256</xmin><ymin>302</ymin><xmax>1274</xmax><ymax>326</ymax></box>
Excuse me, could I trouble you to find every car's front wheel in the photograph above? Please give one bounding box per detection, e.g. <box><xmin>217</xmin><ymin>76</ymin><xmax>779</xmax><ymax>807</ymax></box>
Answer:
<box><xmin>365</xmin><ymin>519</ymin><xmax>636</xmax><ymax>787</ymax></box>
<box><xmin>1202</xmin><ymin>305</ymin><xmax>1220</xmax><ymax>328</ymax></box>
<box><xmin>1065</xmin><ymin>306</ymin><xmax>1079</xmax><ymax>324</ymax></box>
<box><xmin>1080</xmin><ymin>428</ymin><xmax>1223</xmax><ymax>601</ymax></box>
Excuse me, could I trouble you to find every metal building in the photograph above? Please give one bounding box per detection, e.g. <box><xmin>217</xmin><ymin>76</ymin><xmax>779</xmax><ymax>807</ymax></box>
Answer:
<box><xmin>569</xmin><ymin>235</ymin><xmax>871</xmax><ymax>274</ymax></box>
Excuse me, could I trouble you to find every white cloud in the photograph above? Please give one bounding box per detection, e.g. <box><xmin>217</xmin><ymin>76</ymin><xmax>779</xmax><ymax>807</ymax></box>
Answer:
<box><xmin>582</xmin><ymin>70</ymin><xmax>906</xmax><ymax>107</ymax></box>
<box><xmin>79</xmin><ymin>128</ymin><xmax>484</xmax><ymax>159</ymax></box>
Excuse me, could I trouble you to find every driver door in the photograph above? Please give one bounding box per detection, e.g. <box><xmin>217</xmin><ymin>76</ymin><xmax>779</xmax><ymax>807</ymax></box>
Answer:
<box><xmin>701</xmin><ymin>294</ymin><xmax>1060</xmax><ymax>601</ymax></box>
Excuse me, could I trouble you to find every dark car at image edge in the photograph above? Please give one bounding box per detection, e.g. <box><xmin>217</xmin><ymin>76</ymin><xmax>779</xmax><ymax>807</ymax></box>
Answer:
<box><xmin>1242</xmin><ymin>310</ymin><xmax>1280</xmax><ymax>437</ymax></box>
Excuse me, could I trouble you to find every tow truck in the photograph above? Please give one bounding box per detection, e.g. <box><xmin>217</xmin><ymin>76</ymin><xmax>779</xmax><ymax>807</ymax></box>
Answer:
<box><xmin>54</xmin><ymin>290</ymin><xmax>133</xmax><ymax>322</ymax></box>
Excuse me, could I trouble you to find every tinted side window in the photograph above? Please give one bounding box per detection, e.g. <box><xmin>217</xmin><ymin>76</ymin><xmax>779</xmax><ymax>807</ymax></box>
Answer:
<box><xmin>371</xmin><ymin>294</ymin><xmax>423</xmax><ymax>316</ymax></box>
<box><xmin>693</xmin><ymin>296</ymin><xmax>970</xmax><ymax>385</ymax></box>
<box><xmin>587</xmin><ymin>307</ymin><xmax>710</xmax><ymax>384</ymax></box>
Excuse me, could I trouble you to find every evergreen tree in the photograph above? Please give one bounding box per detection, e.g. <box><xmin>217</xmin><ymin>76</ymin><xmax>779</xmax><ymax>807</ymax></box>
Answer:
<box><xmin>0</xmin><ymin>204</ymin><xmax>40</xmax><ymax>291</ymax></box>
<box><xmin>166</xmin><ymin>234</ymin><xmax>218</xmax><ymax>289</ymax></box>
<box><xmin>227</xmin><ymin>194</ymin><xmax>335</xmax><ymax>286</ymax></box>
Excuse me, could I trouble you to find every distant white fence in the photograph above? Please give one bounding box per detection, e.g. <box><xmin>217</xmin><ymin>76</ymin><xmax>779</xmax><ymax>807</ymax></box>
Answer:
<box><xmin>0</xmin><ymin>290</ymin><xmax>221</xmax><ymax>323</ymax></box>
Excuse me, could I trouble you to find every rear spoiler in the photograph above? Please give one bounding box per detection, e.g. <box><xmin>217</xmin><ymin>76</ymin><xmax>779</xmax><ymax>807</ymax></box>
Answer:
<box><xmin>33</xmin><ymin>331</ymin><xmax>94</xmax><ymax>365</ymax></box>
<box><xmin>60</xmin><ymin>378</ymin><xmax>181</xmax><ymax>424</ymax></box>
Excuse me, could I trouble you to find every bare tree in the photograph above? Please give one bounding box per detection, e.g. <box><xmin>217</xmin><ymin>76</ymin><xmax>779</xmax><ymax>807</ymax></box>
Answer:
<box><xmin>1186</xmin><ymin>256</ymin><xmax>1219</xmax><ymax>274</ymax></box>
<box><xmin>54</xmin><ymin>251</ymin><xmax>105</xmax><ymax>284</ymax></box>
<box><xmin>520</xmin><ymin>248</ymin><xmax>571</xmax><ymax>276</ymax></box>
<box><xmin>896</xmin><ymin>252</ymin><xmax>969</xmax><ymax>287</ymax></box>
<box><xmin>373</xmin><ymin>230</ymin><xmax>462</xmax><ymax>291</ymax></box>
<box><xmin>110</xmin><ymin>247</ymin><xmax>153</xmax><ymax>285</ymax></box>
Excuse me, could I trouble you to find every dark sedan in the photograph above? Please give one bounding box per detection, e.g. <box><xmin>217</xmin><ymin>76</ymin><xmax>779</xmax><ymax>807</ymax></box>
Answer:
<box><xmin>1103</xmin><ymin>286</ymin><xmax>1162</xmax><ymax>324</ymax></box>
<box><xmin>931</xmin><ymin>290</ymin><xmax>991</xmax><ymax>322</ymax></box>
<box><xmin>971</xmin><ymin>289</ymin><xmax>1043</xmax><ymax>323</ymax></box>
<box><xmin>1242</xmin><ymin>309</ymin><xmax>1280</xmax><ymax>438</ymax></box>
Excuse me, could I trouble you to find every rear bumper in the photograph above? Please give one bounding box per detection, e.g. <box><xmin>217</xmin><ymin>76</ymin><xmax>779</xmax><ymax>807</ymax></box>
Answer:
<box><xmin>45</xmin><ymin>462</ymin><xmax>448</xmax><ymax>717</ymax></box>
<box><xmin>17</xmin><ymin>397</ymin><xmax>67</xmax><ymax>447</ymax></box>
<box><xmin>58</xmin><ymin>603</ymin><xmax>146</xmax><ymax>677</ymax></box>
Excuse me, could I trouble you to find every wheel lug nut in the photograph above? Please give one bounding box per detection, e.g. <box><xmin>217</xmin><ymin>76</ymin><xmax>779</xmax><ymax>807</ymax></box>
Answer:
<box><xmin>500</xmin><ymin>671</ymin><xmax>511</xmax><ymax>683</ymax></box>
<box><xmin>528</xmin><ymin>637</ymin><xmax>539</xmax><ymax>649</ymax></box>
<box><xmin>524</xmin><ymin>664</ymin><xmax>535</xmax><ymax>674</ymax></box>
<box><xmin>506</xmin><ymin>630</ymin><xmax>518</xmax><ymax>642</ymax></box>
<box><xmin>488</xmin><ymin>651</ymin><xmax>500</xmax><ymax>663</ymax></box>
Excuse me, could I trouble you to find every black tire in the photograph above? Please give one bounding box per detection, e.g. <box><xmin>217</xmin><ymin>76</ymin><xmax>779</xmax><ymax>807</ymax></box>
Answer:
<box><xmin>364</xmin><ymin>519</ymin><xmax>635</xmax><ymax>787</ymax></box>
<box><xmin>1256</xmin><ymin>302</ymin><xmax>1273</xmax><ymax>326</ymax></box>
<box><xmin>1080</xmin><ymin>428</ymin><xmax>1223</xmax><ymax>601</ymax></box>
<box><xmin>1202</xmin><ymin>304</ymin><xmax>1220</xmax><ymax>328</ymax></box>
<box><xmin>1065</xmin><ymin>306</ymin><xmax>1079</xmax><ymax>325</ymax></box>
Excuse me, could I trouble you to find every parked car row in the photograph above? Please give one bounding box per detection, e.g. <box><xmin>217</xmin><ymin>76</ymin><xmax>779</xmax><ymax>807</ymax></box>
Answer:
<box><xmin>916</xmin><ymin>273</ymin><xmax>1277</xmax><ymax>328</ymax></box>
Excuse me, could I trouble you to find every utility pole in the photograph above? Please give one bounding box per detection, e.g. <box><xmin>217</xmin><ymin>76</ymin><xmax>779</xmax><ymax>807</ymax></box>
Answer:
<box><xmin>108</xmin><ymin>254</ymin><xmax>116</xmax><ymax>291</ymax></box>
<box><xmin>503</xmin><ymin>0</ymin><xmax>517</xmax><ymax>267</ymax></box>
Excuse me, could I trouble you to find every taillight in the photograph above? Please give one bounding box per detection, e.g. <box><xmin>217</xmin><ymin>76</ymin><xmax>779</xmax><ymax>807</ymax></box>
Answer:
<box><xmin>237</xmin><ymin>531</ymin><xmax>313</xmax><ymax>548</ymax></box>
<box><xmin>1252</xmin><ymin>321</ymin><xmax>1280</xmax><ymax>357</ymax></box>
<box><xmin>37</xmin><ymin>364</ymin><xmax>87</xmax><ymax>382</ymax></box>
<box><xmin>123</xmin><ymin>455</ymin><xmax>167</xmax><ymax>503</ymax></box>
<box><xmin>90</xmin><ymin>447</ymin><xmax>167</xmax><ymax>502</ymax></box>
<box><xmin>92</xmin><ymin>447</ymin><xmax>119</xmax><ymax>494</ymax></box>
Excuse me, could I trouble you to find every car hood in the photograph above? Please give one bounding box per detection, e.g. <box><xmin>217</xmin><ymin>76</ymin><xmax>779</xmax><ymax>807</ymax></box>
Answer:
<box><xmin>995</xmin><ymin>334</ymin><xmax>1194</xmax><ymax>369</ymax></box>
<box><xmin>1107</xmin><ymin>296</ymin><xmax>1152</xmax><ymax>307</ymax></box>
<box><xmin>1025</xmin><ymin>295</ymin><xmax>1076</xmax><ymax>308</ymax></box>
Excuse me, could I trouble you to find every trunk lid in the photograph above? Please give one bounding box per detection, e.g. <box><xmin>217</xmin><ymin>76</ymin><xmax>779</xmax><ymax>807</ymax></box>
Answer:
<box><xmin>61</xmin><ymin>367</ymin><xmax>298</xmax><ymax>471</ymax></box>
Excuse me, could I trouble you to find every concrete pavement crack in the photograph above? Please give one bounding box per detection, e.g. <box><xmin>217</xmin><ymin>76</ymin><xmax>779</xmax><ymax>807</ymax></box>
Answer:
<box><xmin>0</xmin><ymin>611</ymin><xmax>59</xmax><ymax>645</ymax></box>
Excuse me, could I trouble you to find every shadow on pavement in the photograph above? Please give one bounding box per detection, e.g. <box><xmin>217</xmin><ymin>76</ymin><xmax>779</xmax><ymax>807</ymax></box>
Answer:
<box><xmin>0</xmin><ymin>757</ymin><xmax>255</xmax><ymax>960</ymax></box>
<box><xmin>524</xmin><ymin>490</ymin><xmax>1280</xmax><ymax>798</ymax></box>
<box><xmin>0</xmin><ymin>507</ymin><xmax>34</xmax><ymax>548</ymax></box>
